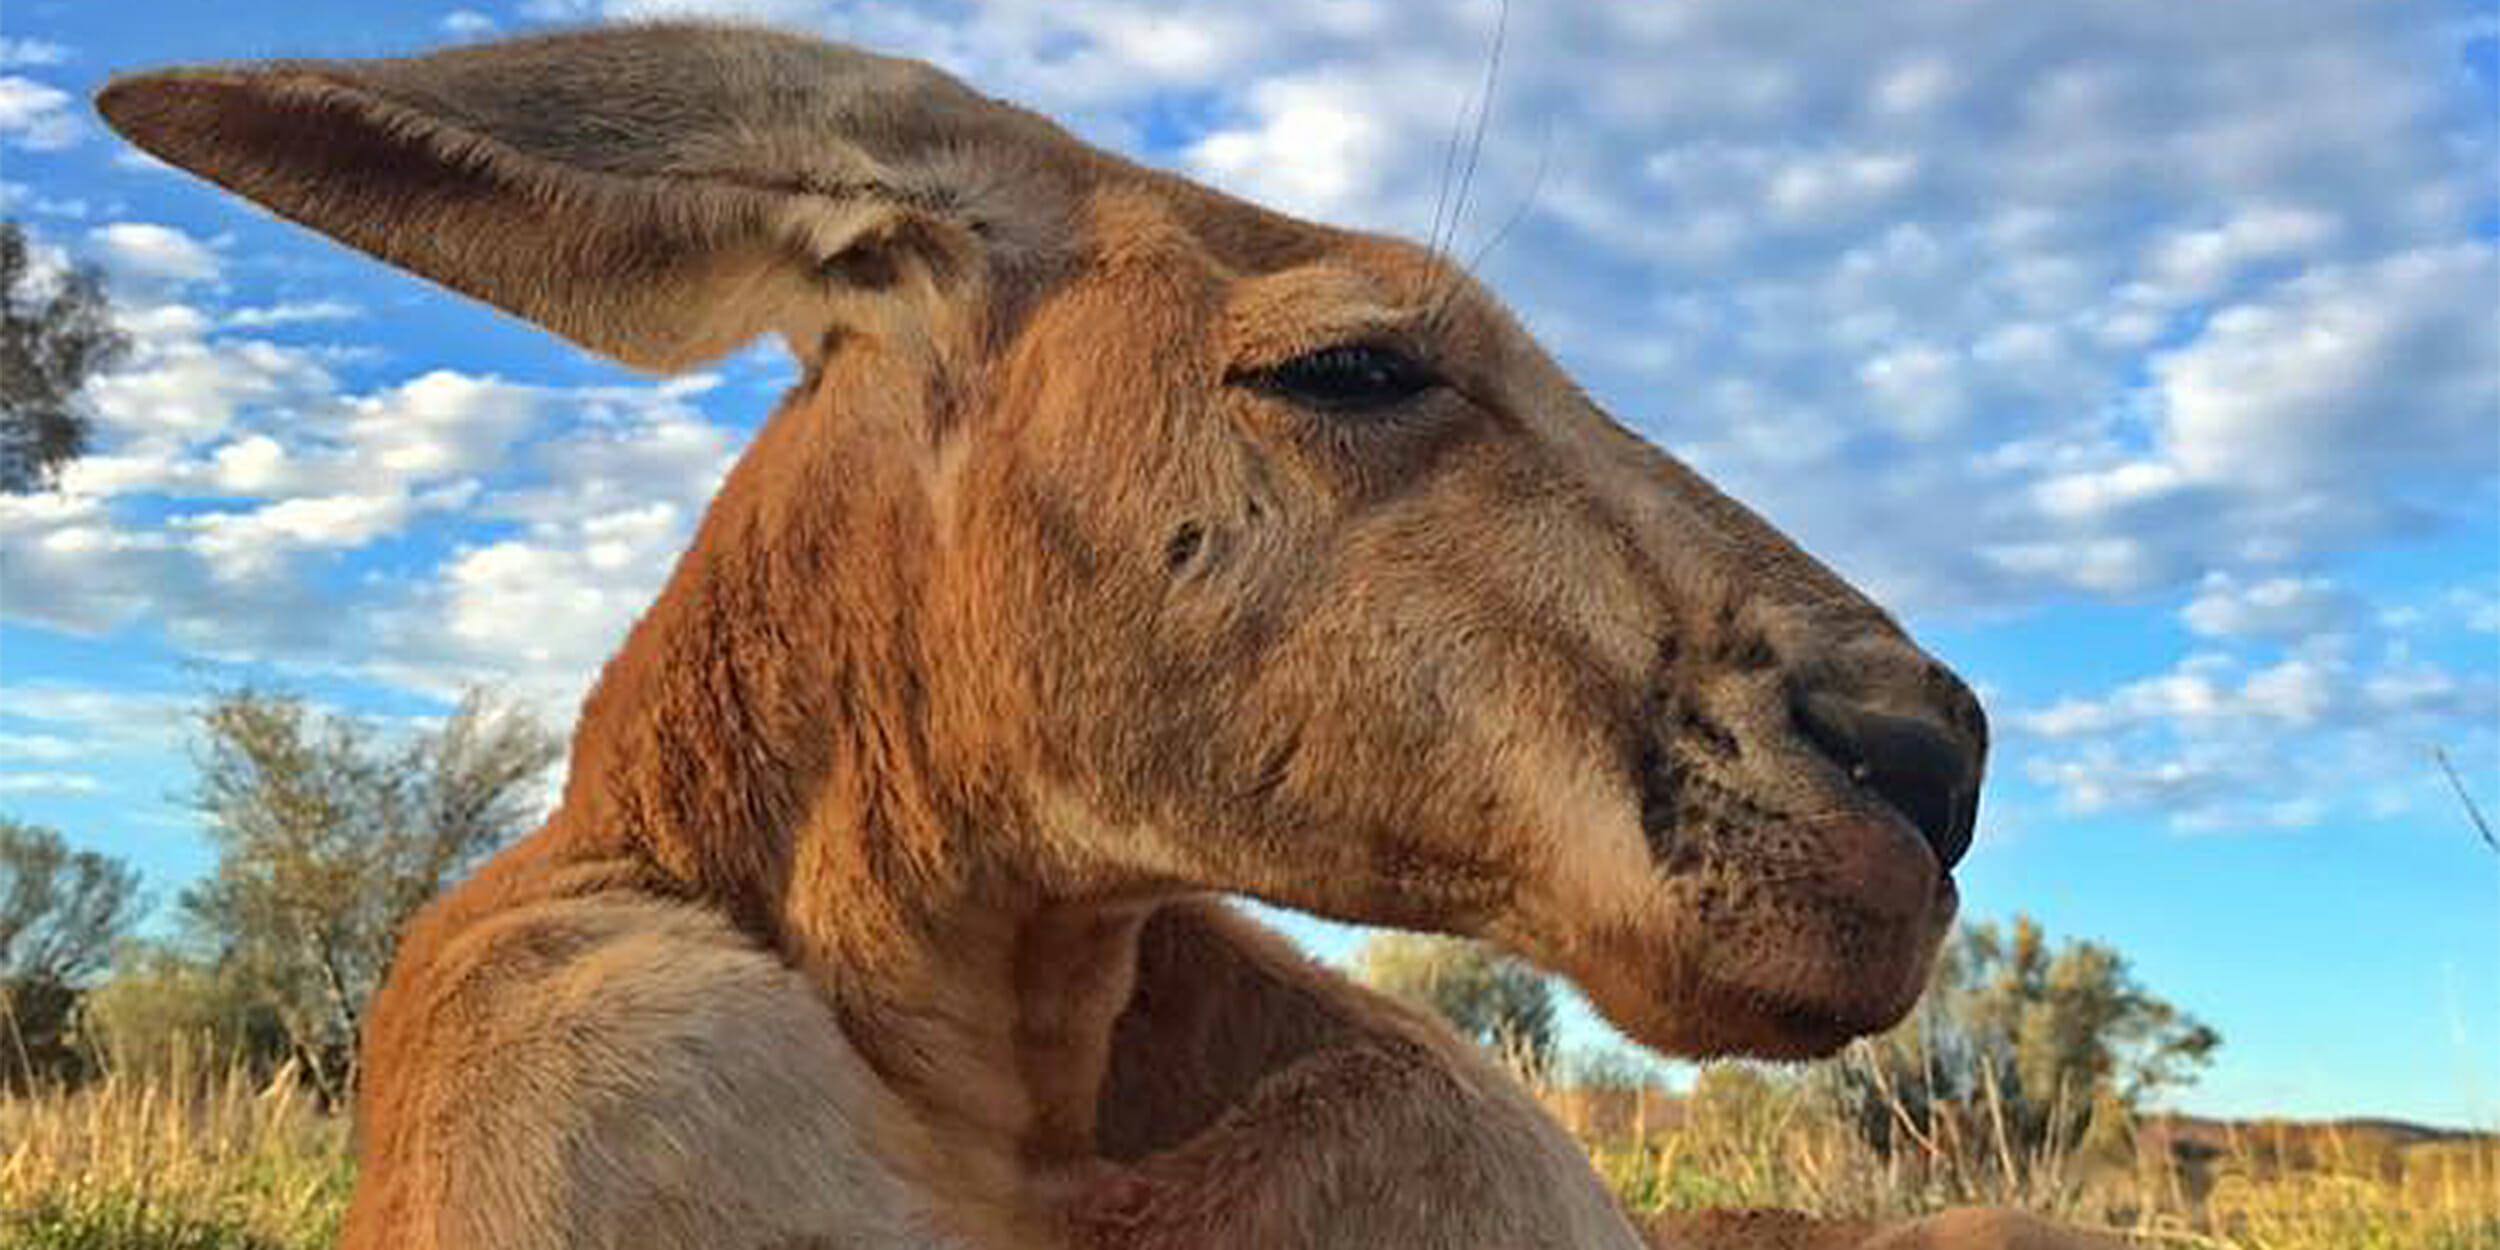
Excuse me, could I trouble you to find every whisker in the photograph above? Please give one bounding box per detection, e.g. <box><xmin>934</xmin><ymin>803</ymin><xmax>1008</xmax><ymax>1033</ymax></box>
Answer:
<box><xmin>1424</xmin><ymin>32</ymin><xmax>1476</xmax><ymax>272</ymax></box>
<box><xmin>1463</xmin><ymin>112</ymin><xmax>1553</xmax><ymax>284</ymax></box>
<box><xmin>1428</xmin><ymin>0</ymin><xmax>1512</xmax><ymax>327</ymax></box>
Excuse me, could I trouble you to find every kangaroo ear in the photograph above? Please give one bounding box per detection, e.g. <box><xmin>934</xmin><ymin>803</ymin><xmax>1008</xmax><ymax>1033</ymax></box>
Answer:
<box><xmin>96</xmin><ymin>23</ymin><xmax>1084</xmax><ymax>372</ymax></box>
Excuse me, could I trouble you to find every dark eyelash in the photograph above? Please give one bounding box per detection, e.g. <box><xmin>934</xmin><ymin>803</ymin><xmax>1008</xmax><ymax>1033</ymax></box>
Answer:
<box><xmin>1228</xmin><ymin>342</ymin><xmax>1441</xmax><ymax>414</ymax></box>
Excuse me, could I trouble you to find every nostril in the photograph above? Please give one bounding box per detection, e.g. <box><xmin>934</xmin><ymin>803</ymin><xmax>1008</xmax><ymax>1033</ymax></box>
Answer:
<box><xmin>1790</xmin><ymin>688</ymin><xmax>1978</xmax><ymax>871</ymax></box>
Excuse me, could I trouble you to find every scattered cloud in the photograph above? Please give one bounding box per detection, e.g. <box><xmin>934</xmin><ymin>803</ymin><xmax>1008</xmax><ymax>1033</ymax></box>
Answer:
<box><xmin>2010</xmin><ymin>621</ymin><xmax>2500</xmax><ymax>832</ymax></box>
<box><xmin>441</xmin><ymin>9</ymin><xmax>499</xmax><ymax>38</ymax></box>
<box><xmin>2452</xmin><ymin>587</ymin><xmax>2500</xmax><ymax>635</ymax></box>
<box><xmin>226</xmin><ymin>300</ymin><xmax>362</xmax><ymax>329</ymax></box>
<box><xmin>10</xmin><ymin>2</ymin><xmax>2493</xmax><ymax>859</ymax></box>
<box><xmin>0</xmin><ymin>74</ymin><xmax>78</xmax><ymax>150</ymax></box>
<box><xmin>0</xmin><ymin>733</ymin><xmax>84</xmax><ymax>763</ymax></box>
<box><xmin>0</xmin><ymin>683</ymin><xmax>198</xmax><ymax>754</ymax></box>
<box><xmin>2149</xmin><ymin>245</ymin><xmax>2497</xmax><ymax>493</ymax></box>
<box><xmin>1187</xmin><ymin>73</ymin><xmax>1404</xmax><ymax>222</ymax></box>
<box><xmin>0</xmin><ymin>37</ymin><xmax>71</xmax><ymax>68</ymax></box>
<box><xmin>0</xmin><ymin>217</ymin><xmax>745</xmax><ymax>708</ymax></box>
<box><xmin>0</xmin><ymin>178</ymin><xmax>90</xmax><ymax>217</ymax></box>
<box><xmin>89</xmin><ymin>222</ymin><xmax>223</xmax><ymax>286</ymax></box>
<box><xmin>2182</xmin><ymin>574</ymin><xmax>2362</xmax><ymax>645</ymax></box>
<box><xmin>363</xmin><ymin>377</ymin><xmax>741</xmax><ymax>710</ymax></box>
<box><xmin>0</xmin><ymin>772</ymin><xmax>103</xmax><ymax>795</ymax></box>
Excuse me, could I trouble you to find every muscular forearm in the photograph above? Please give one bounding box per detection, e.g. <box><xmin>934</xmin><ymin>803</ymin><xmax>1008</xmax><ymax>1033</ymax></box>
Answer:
<box><xmin>1083</xmin><ymin>901</ymin><xmax>1641</xmax><ymax>1249</ymax></box>
<box><xmin>1075</xmin><ymin>1030</ymin><xmax>1641</xmax><ymax>1250</ymax></box>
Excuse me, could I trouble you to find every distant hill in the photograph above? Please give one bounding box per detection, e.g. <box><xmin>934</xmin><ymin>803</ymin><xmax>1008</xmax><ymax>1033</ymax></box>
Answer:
<box><xmin>2137</xmin><ymin>1111</ymin><xmax>2498</xmax><ymax>1197</ymax></box>
<box><xmin>1544</xmin><ymin>1087</ymin><xmax>2498</xmax><ymax>1190</ymax></box>
<box><xmin>2141</xmin><ymin>1111</ymin><xmax>2496</xmax><ymax>1156</ymax></box>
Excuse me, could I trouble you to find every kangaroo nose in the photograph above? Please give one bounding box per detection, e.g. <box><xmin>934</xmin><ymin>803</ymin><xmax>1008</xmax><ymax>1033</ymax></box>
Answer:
<box><xmin>1790</xmin><ymin>682</ymin><xmax>1983</xmax><ymax>871</ymax></box>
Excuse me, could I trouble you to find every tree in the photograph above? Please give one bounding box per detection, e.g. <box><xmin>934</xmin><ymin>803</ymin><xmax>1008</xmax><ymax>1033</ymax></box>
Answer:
<box><xmin>0</xmin><ymin>818</ymin><xmax>145</xmax><ymax>1087</ymax></box>
<box><xmin>1353</xmin><ymin>931</ymin><xmax>1558</xmax><ymax>1076</ymax></box>
<box><xmin>182</xmin><ymin>685</ymin><xmax>563</xmax><ymax>1099</ymax></box>
<box><xmin>0</xmin><ymin>817</ymin><xmax>144</xmax><ymax>985</ymax></box>
<box><xmin>79</xmin><ymin>938</ymin><xmax>291</xmax><ymax>1079</ymax></box>
<box><xmin>1823</xmin><ymin>915</ymin><xmax>2220</xmax><ymax>1166</ymax></box>
<box><xmin>1</xmin><ymin>219</ymin><xmax>130</xmax><ymax>492</ymax></box>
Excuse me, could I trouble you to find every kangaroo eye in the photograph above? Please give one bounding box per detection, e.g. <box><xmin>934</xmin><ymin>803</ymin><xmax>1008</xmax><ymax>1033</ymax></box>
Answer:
<box><xmin>1232</xmin><ymin>343</ymin><xmax>1440</xmax><ymax>414</ymax></box>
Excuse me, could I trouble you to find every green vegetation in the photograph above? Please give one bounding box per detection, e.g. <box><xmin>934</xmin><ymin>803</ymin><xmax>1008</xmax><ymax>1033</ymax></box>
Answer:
<box><xmin>1809</xmin><ymin>915</ymin><xmax>2222</xmax><ymax>1196</ymax></box>
<box><xmin>3</xmin><ymin>818</ymin><xmax>148</xmax><ymax>1091</ymax></box>
<box><xmin>178</xmin><ymin>685</ymin><xmax>560</xmax><ymax>1099</ymax></box>
<box><xmin>1353</xmin><ymin>930</ymin><xmax>1558</xmax><ymax>1075</ymax></box>
<box><xmin>1554</xmin><ymin>1069</ymin><xmax>2500</xmax><ymax>1249</ymax></box>
<box><xmin>1</xmin><ymin>682</ymin><xmax>553</xmax><ymax>1247</ymax></box>
<box><xmin>0</xmin><ymin>217</ymin><xmax>129</xmax><ymax>493</ymax></box>
<box><xmin>1360</xmin><ymin>920</ymin><xmax>2497</xmax><ymax>1247</ymax></box>
<box><xmin>0</xmin><ymin>1046</ymin><xmax>350</xmax><ymax>1250</ymax></box>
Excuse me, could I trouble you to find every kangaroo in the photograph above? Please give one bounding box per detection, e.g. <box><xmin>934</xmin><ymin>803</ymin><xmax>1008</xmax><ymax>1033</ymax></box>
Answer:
<box><xmin>99</xmin><ymin>22</ymin><xmax>2114</xmax><ymax>1250</ymax></box>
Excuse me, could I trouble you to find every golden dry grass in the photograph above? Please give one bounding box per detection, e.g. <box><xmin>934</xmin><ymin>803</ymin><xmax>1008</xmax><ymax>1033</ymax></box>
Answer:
<box><xmin>0</xmin><ymin>1046</ymin><xmax>350</xmax><ymax>1250</ymax></box>
<box><xmin>1</xmin><ymin>1050</ymin><xmax>2492</xmax><ymax>1249</ymax></box>
<box><xmin>1540</xmin><ymin>1072</ymin><xmax>2500</xmax><ymax>1250</ymax></box>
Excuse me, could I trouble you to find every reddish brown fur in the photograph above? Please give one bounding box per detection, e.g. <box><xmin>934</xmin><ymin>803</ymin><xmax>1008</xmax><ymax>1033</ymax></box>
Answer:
<box><xmin>99</xmin><ymin>22</ymin><xmax>2106</xmax><ymax>1250</ymax></box>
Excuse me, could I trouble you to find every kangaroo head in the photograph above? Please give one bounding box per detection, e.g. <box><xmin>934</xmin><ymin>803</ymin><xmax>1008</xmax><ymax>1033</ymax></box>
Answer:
<box><xmin>101</xmin><ymin>22</ymin><xmax>1984</xmax><ymax>1060</ymax></box>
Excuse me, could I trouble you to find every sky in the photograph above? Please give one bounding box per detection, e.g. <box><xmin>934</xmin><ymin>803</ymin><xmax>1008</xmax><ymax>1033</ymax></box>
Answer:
<box><xmin>1</xmin><ymin>0</ymin><xmax>2495</xmax><ymax>1128</ymax></box>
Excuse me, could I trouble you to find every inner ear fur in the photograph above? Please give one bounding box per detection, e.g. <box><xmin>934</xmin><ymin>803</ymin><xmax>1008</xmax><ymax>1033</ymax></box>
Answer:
<box><xmin>94</xmin><ymin>23</ymin><xmax>1083</xmax><ymax>372</ymax></box>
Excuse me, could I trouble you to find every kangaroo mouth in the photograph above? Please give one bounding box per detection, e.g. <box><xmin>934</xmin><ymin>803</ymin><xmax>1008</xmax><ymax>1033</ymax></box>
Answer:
<box><xmin>1540</xmin><ymin>716</ymin><xmax>1961</xmax><ymax>1061</ymax></box>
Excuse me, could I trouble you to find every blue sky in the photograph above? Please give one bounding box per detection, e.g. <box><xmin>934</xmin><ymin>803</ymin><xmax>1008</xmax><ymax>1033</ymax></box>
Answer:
<box><xmin>2</xmin><ymin>1</ymin><xmax>2495</xmax><ymax>1127</ymax></box>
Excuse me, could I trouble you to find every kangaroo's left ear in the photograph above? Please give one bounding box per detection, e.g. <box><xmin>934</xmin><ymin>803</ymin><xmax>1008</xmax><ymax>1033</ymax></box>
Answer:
<box><xmin>97</xmin><ymin>22</ymin><xmax>1089</xmax><ymax>372</ymax></box>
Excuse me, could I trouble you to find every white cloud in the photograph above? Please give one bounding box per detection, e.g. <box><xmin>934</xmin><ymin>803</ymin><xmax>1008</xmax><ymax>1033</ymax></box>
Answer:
<box><xmin>2024</xmin><ymin>746</ymin><xmax>2236</xmax><ymax>821</ymax></box>
<box><xmin>2239</xmin><ymin>658</ymin><xmax>2336</xmax><ymax>725</ymax></box>
<box><xmin>2450</xmin><ymin>587</ymin><xmax>2500</xmax><ymax>635</ymax></box>
<box><xmin>2010</xmin><ymin>623</ymin><xmax>2499</xmax><ymax>831</ymax></box>
<box><xmin>2142</xmin><ymin>206</ymin><xmax>2337</xmax><ymax>305</ymax></box>
<box><xmin>2</xmin><ymin>213</ymin><xmax>748</xmax><ymax>719</ymax></box>
<box><xmin>1856</xmin><ymin>342</ymin><xmax>1966</xmax><ymax>439</ymax></box>
<box><xmin>83</xmin><ymin>328</ymin><xmax>333</xmax><ymax>449</ymax></box>
<box><xmin>227</xmin><ymin>300</ymin><xmax>362</xmax><ymax>329</ymax></box>
<box><xmin>362</xmin><ymin>377</ymin><xmax>742</xmax><ymax>712</ymax></box>
<box><xmin>2030</xmin><ymin>462</ymin><xmax>2191</xmax><ymax>524</ymax></box>
<box><xmin>0</xmin><ymin>227</ymin><xmax>721</xmax><ymax>685</ymax></box>
<box><xmin>2363</xmin><ymin>661</ymin><xmax>2493</xmax><ymax>720</ymax></box>
<box><xmin>0</xmin><ymin>683</ymin><xmax>194</xmax><ymax>754</ymax></box>
<box><xmin>441</xmin><ymin>9</ymin><xmax>499</xmax><ymax>37</ymax></box>
<box><xmin>0</xmin><ymin>38</ymin><xmax>70</xmax><ymax>68</ymax></box>
<box><xmin>1763</xmin><ymin>148</ymin><xmax>1919</xmax><ymax>227</ymax></box>
<box><xmin>1187</xmin><ymin>75</ymin><xmax>1400</xmax><ymax>222</ymax></box>
<box><xmin>347</xmin><ymin>372</ymin><xmax>540</xmax><ymax>480</ymax></box>
<box><xmin>2152</xmin><ymin>244</ymin><xmax>2498</xmax><ymax>492</ymax></box>
<box><xmin>0</xmin><ymin>74</ymin><xmax>77</xmax><ymax>150</ymax></box>
<box><xmin>90</xmin><ymin>222</ymin><xmax>223</xmax><ymax>286</ymax></box>
<box><xmin>2182</xmin><ymin>573</ymin><xmax>2361</xmax><ymax>643</ymax></box>
<box><xmin>0</xmin><ymin>179</ymin><xmax>89</xmax><ymax>217</ymax></box>
<box><xmin>1871</xmin><ymin>57</ymin><xmax>1954</xmax><ymax>116</ymax></box>
<box><xmin>0</xmin><ymin>733</ymin><xmax>83</xmax><ymax>763</ymax></box>
<box><xmin>179</xmin><ymin>492</ymin><xmax>433</xmax><ymax>579</ymax></box>
<box><xmin>0</xmin><ymin>772</ymin><xmax>102</xmax><ymax>795</ymax></box>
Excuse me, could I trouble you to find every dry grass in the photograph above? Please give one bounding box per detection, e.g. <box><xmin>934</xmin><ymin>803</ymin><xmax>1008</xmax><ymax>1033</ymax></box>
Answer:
<box><xmin>0</xmin><ymin>1045</ymin><xmax>350</xmax><ymax>1250</ymax></box>
<box><xmin>1537</xmin><ymin>1063</ymin><xmax>2500</xmax><ymax>1250</ymax></box>
<box><xmin>2</xmin><ymin>1047</ymin><xmax>2492</xmax><ymax>1249</ymax></box>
